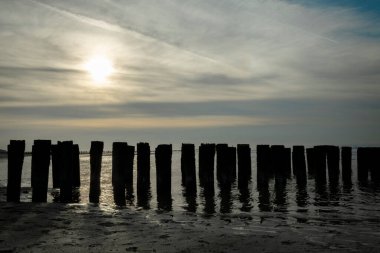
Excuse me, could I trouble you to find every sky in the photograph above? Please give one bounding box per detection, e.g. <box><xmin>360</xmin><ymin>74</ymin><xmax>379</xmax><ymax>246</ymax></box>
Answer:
<box><xmin>0</xmin><ymin>0</ymin><xmax>380</xmax><ymax>150</ymax></box>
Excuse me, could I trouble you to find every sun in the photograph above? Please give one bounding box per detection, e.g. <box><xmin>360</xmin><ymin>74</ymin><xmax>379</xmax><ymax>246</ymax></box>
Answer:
<box><xmin>85</xmin><ymin>56</ymin><xmax>114</xmax><ymax>83</ymax></box>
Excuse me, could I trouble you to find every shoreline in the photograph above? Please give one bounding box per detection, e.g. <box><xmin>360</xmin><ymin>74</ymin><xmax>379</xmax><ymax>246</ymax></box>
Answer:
<box><xmin>1</xmin><ymin>202</ymin><xmax>379</xmax><ymax>252</ymax></box>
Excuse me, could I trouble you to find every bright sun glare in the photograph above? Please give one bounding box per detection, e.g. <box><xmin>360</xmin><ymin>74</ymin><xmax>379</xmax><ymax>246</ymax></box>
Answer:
<box><xmin>85</xmin><ymin>56</ymin><xmax>114</xmax><ymax>83</ymax></box>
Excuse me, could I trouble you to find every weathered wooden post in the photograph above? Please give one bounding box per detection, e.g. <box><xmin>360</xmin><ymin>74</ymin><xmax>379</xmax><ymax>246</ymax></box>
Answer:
<box><xmin>7</xmin><ymin>140</ymin><xmax>25</xmax><ymax>202</ymax></box>
<box><xmin>285</xmin><ymin>147</ymin><xmax>292</xmax><ymax>177</ymax></box>
<box><xmin>89</xmin><ymin>141</ymin><xmax>104</xmax><ymax>203</ymax></box>
<box><xmin>73</xmin><ymin>144</ymin><xmax>81</xmax><ymax>188</ymax></box>
<box><xmin>314</xmin><ymin>146</ymin><xmax>327</xmax><ymax>186</ymax></box>
<box><xmin>60</xmin><ymin>141</ymin><xmax>74</xmax><ymax>203</ymax></box>
<box><xmin>216</xmin><ymin>144</ymin><xmax>229</xmax><ymax>185</ymax></box>
<box><xmin>369</xmin><ymin>148</ymin><xmax>380</xmax><ymax>184</ymax></box>
<box><xmin>237</xmin><ymin>144</ymin><xmax>251</xmax><ymax>188</ymax></box>
<box><xmin>341</xmin><ymin>146</ymin><xmax>352</xmax><ymax>186</ymax></box>
<box><xmin>326</xmin><ymin>146</ymin><xmax>340</xmax><ymax>186</ymax></box>
<box><xmin>306</xmin><ymin>148</ymin><xmax>315</xmax><ymax>176</ymax></box>
<box><xmin>125</xmin><ymin>145</ymin><xmax>135</xmax><ymax>200</ymax></box>
<box><xmin>51</xmin><ymin>144</ymin><xmax>61</xmax><ymax>188</ymax></box>
<box><xmin>181</xmin><ymin>143</ymin><xmax>196</xmax><ymax>192</ymax></box>
<box><xmin>198</xmin><ymin>143</ymin><xmax>215</xmax><ymax>188</ymax></box>
<box><xmin>256</xmin><ymin>144</ymin><xmax>270</xmax><ymax>189</ymax></box>
<box><xmin>155</xmin><ymin>144</ymin><xmax>172</xmax><ymax>210</ymax></box>
<box><xmin>227</xmin><ymin>146</ymin><xmax>237</xmax><ymax>181</ymax></box>
<box><xmin>137</xmin><ymin>142</ymin><xmax>150</xmax><ymax>192</ymax></box>
<box><xmin>112</xmin><ymin>142</ymin><xmax>128</xmax><ymax>206</ymax></box>
<box><xmin>357</xmin><ymin>147</ymin><xmax>369</xmax><ymax>184</ymax></box>
<box><xmin>31</xmin><ymin>140</ymin><xmax>51</xmax><ymax>202</ymax></box>
<box><xmin>292</xmin><ymin>146</ymin><xmax>307</xmax><ymax>187</ymax></box>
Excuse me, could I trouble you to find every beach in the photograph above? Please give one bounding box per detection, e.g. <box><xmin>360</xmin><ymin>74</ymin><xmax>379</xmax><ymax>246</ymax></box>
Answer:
<box><xmin>1</xmin><ymin>202</ymin><xmax>380</xmax><ymax>253</ymax></box>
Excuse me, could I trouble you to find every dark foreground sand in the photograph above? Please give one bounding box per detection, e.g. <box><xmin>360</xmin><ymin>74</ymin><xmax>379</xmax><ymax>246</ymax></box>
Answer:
<box><xmin>0</xmin><ymin>203</ymin><xmax>379</xmax><ymax>253</ymax></box>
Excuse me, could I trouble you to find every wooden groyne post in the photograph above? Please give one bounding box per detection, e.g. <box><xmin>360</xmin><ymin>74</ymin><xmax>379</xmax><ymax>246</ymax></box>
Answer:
<box><xmin>31</xmin><ymin>140</ymin><xmax>51</xmax><ymax>202</ymax></box>
<box><xmin>126</xmin><ymin>145</ymin><xmax>135</xmax><ymax>198</ymax></box>
<box><xmin>51</xmin><ymin>144</ymin><xmax>61</xmax><ymax>188</ymax></box>
<box><xmin>341</xmin><ymin>146</ymin><xmax>352</xmax><ymax>186</ymax></box>
<box><xmin>256</xmin><ymin>144</ymin><xmax>270</xmax><ymax>189</ymax></box>
<box><xmin>216</xmin><ymin>144</ymin><xmax>229</xmax><ymax>185</ymax></box>
<box><xmin>313</xmin><ymin>146</ymin><xmax>327</xmax><ymax>186</ymax></box>
<box><xmin>7</xmin><ymin>140</ymin><xmax>25</xmax><ymax>202</ymax></box>
<box><xmin>292</xmin><ymin>146</ymin><xmax>306</xmax><ymax>187</ymax></box>
<box><xmin>326</xmin><ymin>146</ymin><xmax>340</xmax><ymax>186</ymax></box>
<box><xmin>155</xmin><ymin>144</ymin><xmax>172</xmax><ymax>207</ymax></box>
<box><xmin>112</xmin><ymin>142</ymin><xmax>128</xmax><ymax>206</ymax></box>
<box><xmin>73</xmin><ymin>144</ymin><xmax>81</xmax><ymax>188</ymax></box>
<box><xmin>137</xmin><ymin>142</ymin><xmax>150</xmax><ymax>195</ymax></box>
<box><xmin>237</xmin><ymin>144</ymin><xmax>251</xmax><ymax>188</ymax></box>
<box><xmin>306</xmin><ymin>148</ymin><xmax>315</xmax><ymax>177</ymax></box>
<box><xmin>60</xmin><ymin>141</ymin><xmax>74</xmax><ymax>202</ymax></box>
<box><xmin>181</xmin><ymin>143</ymin><xmax>196</xmax><ymax>192</ymax></box>
<box><xmin>89</xmin><ymin>141</ymin><xmax>104</xmax><ymax>203</ymax></box>
<box><xmin>228</xmin><ymin>146</ymin><xmax>237</xmax><ymax>181</ymax></box>
<box><xmin>198</xmin><ymin>143</ymin><xmax>215</xmax><ymax>188</ymax></box>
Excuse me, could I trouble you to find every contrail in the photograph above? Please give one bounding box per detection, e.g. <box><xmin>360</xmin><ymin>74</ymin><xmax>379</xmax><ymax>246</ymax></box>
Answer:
<box><xmin>28</xmin><ymin>0</ymin><xmax>243</xmax><ymax>72</ymax></box>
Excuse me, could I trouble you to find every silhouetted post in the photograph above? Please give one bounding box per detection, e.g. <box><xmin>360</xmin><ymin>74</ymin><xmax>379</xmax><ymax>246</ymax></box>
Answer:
<box><xmin>51</xmin><ymin>144</ymin><xmax>61</xmax><ymax>188</ymax></box>
<box><xmin>125</xmin><ymin>145</ymin><xmax>135</xmax><ymax>199</ymax></box>
<box><xmin>270</xmin><ymin>145</ymin><xmax>286</xmax><ymax>175</ymax></box>
<box><xmin>326</xmin><ymin>146</ymin><xmax>340</xmax><ymax>186</ymax></box>
<box><xmin>292</xmin><ymin>146</ymin><xmax>307</xmax><ymax>187</ymax></box>
<box><xmin>60</xmin><ymin>141</ymin><xmax>74</xmax><ymax>202</ymax></box>
<box><xmin>256</xmin><ymin>144</ymin><xmax>270</xmax><ymax>189</ymax></box>
<box><xmin>357</xmin><ymin>147</ymin><xmax>369</xmax><ymax>184</ymax></box>
<box><xmin>137</xmin><ymin>142</ymin><xmax>150</xmax><ymax>189</ymax></box>
<box><xmin>216</xmin><ymin>144</ymin><xmax>229</xmax><ymax>185</ymax></box>
<box><xmin>89</xmin><ymin>141</ymin><xmax>104</xmax><ymax>203</ymax></box>
<box><xmin>199</xmin><ymin>143</ymin><xmax>215</xmax><ymax>188</ymax></box>
<box><xmin>306</xmin><ymin>148</ymin><xmax>315</xmax><ymax>176</ymax></box>
<box><xmin>237</xmin><ymin>144</ymin><xmax>251</xmax><ymax>188</ymax></box>
<box><xmin>284</xmin><ymin>147</ymin><xmax>291</xmax><ymax>177</ymax></box>
<box><xmin>156</xmin><ymin>144</ymin><xmax>172</xmax><ymax>210</ymax></box>
<box><xmin>7</xmin><ymin>140</ymin><xmax>25</xmax><ymax>202</ymax></box>
<box><xmin>181</xmin><ymin>144</ymin><xmax>196</xmax><ymax>192</ymax></box>
<box><xmin>369</xmin><ymin>148</ymin><xmax>380</xmax><ymax>184</ymax></box>
<box><xmin>341</xmin><ymin>146</ymin><xmax>352</xmax><ymax>186</ymax></box>
<box><xmin>314</xmin><ymin>146</ymin><xmax>327</xmax><ymax>186</ymax></box>
<box><xmin>72</xmin><ymin>144</ymin><xmax>81</xmax><ymax>188</ymax></box>
<box><xmin>112</xmin><ymin>142</ymin><xmax>128</xmax><ymax>206</ymax></box>
<box><xmin>31</xmin><ymin>140</ymin><xmax>51</xmax><ymax>202</ymax></box>
<box><xmin>228</xmin><ymin>146</ymin><xmax>237</xmax><ymax>181</ymax></box>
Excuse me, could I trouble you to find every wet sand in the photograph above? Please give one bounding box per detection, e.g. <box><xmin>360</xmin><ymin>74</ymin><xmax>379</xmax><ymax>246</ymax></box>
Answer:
<box><xmin>1</xmin><ymin>203</ymin><xmax>379</xmax><ymax>252</ymax></box>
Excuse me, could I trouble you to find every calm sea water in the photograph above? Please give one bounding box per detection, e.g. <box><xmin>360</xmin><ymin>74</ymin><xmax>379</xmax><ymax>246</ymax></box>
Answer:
<box><xmin>1</xmin><ymin>148</ymin><xmax>380</xmax><ymax>219</ymax></box>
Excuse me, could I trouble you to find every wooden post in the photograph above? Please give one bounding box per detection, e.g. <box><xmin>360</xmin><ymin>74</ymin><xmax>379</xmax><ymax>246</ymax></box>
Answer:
<box><xmin>369</xmin><ymin>148</ymin><xmax>380</xmax><ymax>184</ymax></box>
<box><xmin>31</xmin><ymin>140</ymin><xmax>51</xmax><ymax>202</ymax></box>
<box><xmin>198</xmin><ymin>143</ymin><xmax>215</xmax><ymax>188</ymax></box>
<box><xmin>7</xmin><ymin>140</ymin><xmax>25</xmax><ymax>202</ymax></box>
<box><xmin>181</xmin><ymin>143</ymin><xmax>196</xmax><ymax>192</ymax></box>
<box><xmin>270</xmin><ymin>145</ymin><xmax>286</xmax><ymax>176</ymax></box>
<box><xmin>237</xmin><ymin>144</ymin><xmax>251</xmax><ymax>188</ymax></box>
<box><xmin>60</xmin><ymin>141</ymin><xmax>74</xmax><ymax>203</ymax></box>
<box><xmin>256</xmin><ymin>144</ymin><xmax>270</xmax><ymax>189</ymax></box>
<box><xmin>72</xmin><ymin>144</ymin><xmax>81</xmax><ymax>188</ymax></box>
<box><xmin>227</xmin><ymin>146</ymin><xmax>237</xmax><ymax>182</ymax></box>
<box><xmin>125</xmin><ymin>145</ymin><xmax>135</xmax><ymax>199</ymax></box>
<box><xmin>89</xmin><ymin>141</ymin><xmax>103</xmax><ymax>203</ymax></box>
<box><xmin>137</xmin><ymin>143</ymin><xmax>150</xmax><ymax>208</ymax></box>
<box><xmin>216</xmin><ymin>144</ymin><xmax>229</xmax><ymax>185</ymax></box>
<box><xmin>51</xmin><ymin>144</ymin><xmax>61</xmax><ymax>188</ymax></box>
<box><xmin>306</xmin><ymin>148</ymin><xmax>315</xmax><ymax>176</ymax></box>
<box><xmin>284</xmin><ymin>147</ymin><xmax>291</xmax><ymax>177</ymax></box>
<box><xmin>357</xmin><ymin>147</ymin><xmax>369</xmax><ymax>184</ymax></box>
<box><xmin>341</xmin><ymin>146</ymin><xmax>352</xmax><ymax>186</ymax></box>
<box><xmin>155</xmin><ymin>144</ymin><xmax>172</xmax><ymax>210</ymax></box>
<box><xmin>326</xmin><ymin>146</ymin><xmax>340</xmax><ymax>186</ymax></box>
<box><xmin>112</xmin><ymin>142</ymin><xmax>128</xmax><ymax>206</ymax></box>
<box><xmin>292</xmin><ymin>146</ymin><xmax>306</xmax><ymax>187</ymax></box>
<box><xmin>314</xmin><ymin>146</ymin><xmax>327</xmax><ymax>186</ymax></box>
